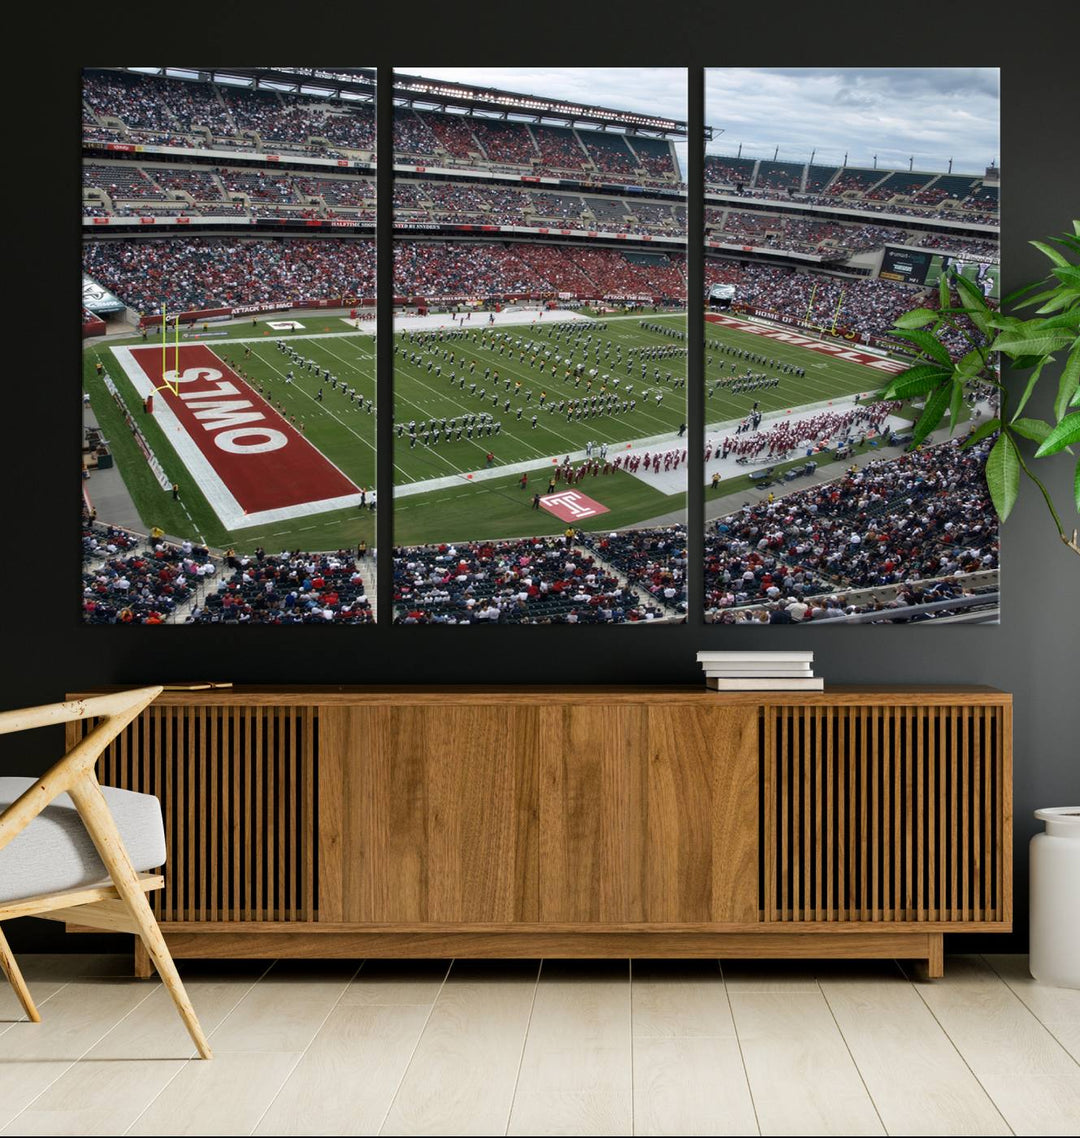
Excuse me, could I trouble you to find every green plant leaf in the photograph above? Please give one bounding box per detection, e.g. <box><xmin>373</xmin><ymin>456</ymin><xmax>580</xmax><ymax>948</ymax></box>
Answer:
<box><xmin>992</xmin><ymin>328</ymin><xmax>1074</xmax><ymax>358</ymax></box>
<box><xmin>894</xmin><ymin>307</ymin><xmax>938</xmax><ymax>329</ymax></box>
<box><xmin>955</xmin><ymin>349</ymin><xmax>985</xmax><ymax>378</ymax></box>
<box><xmin>1056</xmin><ymin>347</ymin><xmax>1080</xmax><ymax>422</ymax></box>
<box><xmin>1010</xmin><ymin>417</ymin><xmax>1052</xmax><ymax>443</ymax></box>
<box><xmin>1035</xmin><ymin>289</ymin><xmax>1080</xmax><ymax>314</ymax></box>
<box><xmin>949</xmin><ymin>377</ymin><xmax>965</xmax><ymax>435</ymax></box>
<box><xmin>1031</xmin><ymin>240</ymin><xmax>1070</xmax><ymax>267</ymax></box>
<box><xmin>891</xmin><ymin>328</ymin><xmax>954</xmax><ymax>367</ymax></box>
<box><xmin>1013</xmin><ymin>286</ymin><xmax>1067</xmax><ymax>310</ymax></box>
<box><xmin>1003</xmin><ymin>279</ymin><xmax>1052</xmax><ymax>306</ymax></box>
<box><xmin>1051</xmin><ymin>265</ymin><xmax>1080</xmax><ymax>288</ymax></box>
<box><xmin>986</xmin><ymin>432</ymin><xmax>1021</xmax><ymax>521</ymax></box>
<box><xmin>939</xmin><ymin>270</ymin><xmax>950</xmax><ymax>310</ymax></box>
<box><xmin>1010</xmin><ymin>358</ymin><xmax>1048</xmax><ymax>421</ymax></box>
<box><xmin>961</xmin><ymin>417</ymin><xmax>1002</xmax><ymax>449</ymax></box>
<box><xmin>953</xmin><ymin>273</ymin><xmax>991</xmax><ymax>317</ymax></box>
<box><xmin>1034</xmin><ymin>412</ymin><xmax>1080</xmax><ymax>457</ymax></box>
<box><xmin>1006</xmin><ymin>353</ymin><xmax>1047</xmax><ymax>371</ymax></box>
<box><xmin>911</xmin><ymin>382</ymin><xmax>952</xmax><ymax>446</ymax></box>
<box><xmin>878</xmin><ymin>364</ymin><xmax>952</xmax><ymax>400</ymax></box>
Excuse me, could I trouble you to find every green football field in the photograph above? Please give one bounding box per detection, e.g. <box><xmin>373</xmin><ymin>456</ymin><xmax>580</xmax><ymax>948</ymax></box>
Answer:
<box><xmin>83</xmin><ymin>311</ymin><xmax>902</xmax><ymax>552</ymax></box>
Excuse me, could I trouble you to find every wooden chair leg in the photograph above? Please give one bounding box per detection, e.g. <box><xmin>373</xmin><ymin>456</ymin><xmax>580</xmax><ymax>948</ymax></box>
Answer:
<box><xmin>68</xmin><ymin>777</ymin><xmax>213</xmax><ymax>1059</ymax></box>
<box><xmin>0</xmin><ymin>924</ymin><xmax>41</xmax><ymax>1023</ymax></box>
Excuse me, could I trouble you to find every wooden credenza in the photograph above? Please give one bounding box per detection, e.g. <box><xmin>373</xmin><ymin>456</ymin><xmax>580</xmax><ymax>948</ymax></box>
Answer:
<box><xmin>67</xmin><ymin>686</ymin><xmax>1012</xmax><ymax>976</ymax></box>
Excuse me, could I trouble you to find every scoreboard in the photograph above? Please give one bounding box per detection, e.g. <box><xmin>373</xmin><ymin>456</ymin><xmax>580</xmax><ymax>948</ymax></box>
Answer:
<box><xmin>879</xmin><ymin>246</ymin><xmax>1000</xmax><ymax>300</ymax></box>
<box><xmin>879</xmin><ymin>247</ymin><xmax>933</xmax><ymax>285</ymax></box>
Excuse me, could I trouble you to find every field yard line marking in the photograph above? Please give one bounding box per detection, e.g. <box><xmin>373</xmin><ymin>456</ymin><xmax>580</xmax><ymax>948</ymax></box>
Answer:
<box><xmin>392</xmin><ymin>363</ymin><xmax>553</xmax><ymax>464</ymax></box>
<box><xmin>246</xmin><ymin>343</ymin><xmax>386</xmax><ymax>462</ymax></box>
<box><xmin>399</xmin><ymin>337</ymin><xmax>683</xmax><ymax>452</ymax></box>
<box><xmin>298</xmin><ymin>338</ymin><xmax>509</xmax><ymax>482</ymax></box>
<box><xmin>207</xmin><ymin>330</ymin><xmax>374</xmax><ymax>346</ymax></box>
<box><xmin>392</xmin><ymin>428</ymin><xmax>688</xmax><ymax>500</ymax></box>
<box><xmin>209</xmin><ymin>346</ymin><xmax>371</xmax><ymax>497</ymax></box>
<box><xmin>300</xmin><ymin>339</ymin><xmax>377</xmax><ymax>388</ymax></box>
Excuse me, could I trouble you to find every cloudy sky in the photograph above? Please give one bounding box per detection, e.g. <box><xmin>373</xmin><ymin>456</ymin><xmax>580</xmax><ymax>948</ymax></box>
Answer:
<box><xmin>705</xmin><ymin>68</ymin><xmax>999</xmax><ymax>174</ymax></box>
<box><xmin>398</xmin><ymin>67</ymin><xmax>999</xmax><ymax>178</ymax></box>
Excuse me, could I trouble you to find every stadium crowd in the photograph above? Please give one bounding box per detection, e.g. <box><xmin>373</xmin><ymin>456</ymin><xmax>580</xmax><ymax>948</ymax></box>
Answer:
<box><xmin>393</xmin><ymin>535</ymin><xmax>670</xmax><ymax>624</ymax></box>
<box><xmin>708</xmin><ymin>403</ymin><xmax>902</xmax><ymax>463</ymax></box>
<box><xmin>83</xmin><ymin>236</ymin><xmax>376</xmax><ymax>314</ymax></box>
<box><xmin>703</xmin><ymin>438</ymin><xmax>999</xmax><ymax>617</ymax></box>
<box><xmin>82</xmin><ymin>525</ymin><xmax>216</xmax><ymax>625</ymax></box>
<box><xmin>704</xmin><ymin>259</ymin><xmax>989</xmax><ymax>354</ymax></box>
<box><xmin>189</xmin><ymin>550</ymin><xmax>374</xmax><ymax>623</ymax></box>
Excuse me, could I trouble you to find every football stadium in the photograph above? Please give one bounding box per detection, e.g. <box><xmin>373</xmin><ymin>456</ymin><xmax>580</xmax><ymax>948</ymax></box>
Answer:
<box><xmin>81</xmin><ymin>66</ymin><xmax>1000</xmax><ymax>626</ymax></box>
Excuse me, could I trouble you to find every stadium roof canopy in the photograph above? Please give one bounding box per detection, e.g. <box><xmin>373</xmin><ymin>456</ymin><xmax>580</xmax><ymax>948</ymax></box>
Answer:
<box><xmin>392</xmin><ymin>71</ymin><xmax>700</xmax><ymax>138</ymax></box>
<box><xmin>112</xmin><ymin>67</ymin><xmax>377</xmax><ymax>103</ymax></box>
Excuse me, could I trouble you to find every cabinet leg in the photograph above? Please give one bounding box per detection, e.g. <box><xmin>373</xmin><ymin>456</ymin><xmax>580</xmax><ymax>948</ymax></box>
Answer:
<box><xmin>927</xmin><ymin>934</ymin><xmax>944</xmax><ymax>979</ymax></box>
<box><xmin>134</xmin><ymin>937</ymin><xmax>151</xmax><ymax>979</ymax></box>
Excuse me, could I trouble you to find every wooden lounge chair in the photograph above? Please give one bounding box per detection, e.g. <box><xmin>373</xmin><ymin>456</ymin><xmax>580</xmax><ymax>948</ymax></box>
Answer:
<box><xmin>0</xmin><ymin>686</ymin><xmax>211</xmax><ymax>1058</ymax></box>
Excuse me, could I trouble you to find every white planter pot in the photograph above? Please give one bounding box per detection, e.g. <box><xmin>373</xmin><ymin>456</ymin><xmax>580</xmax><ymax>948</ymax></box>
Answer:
<box><xmin>1030</xmin><ymin>807</ymin><xmax>1080</xmax><ymax>988</ymax></box>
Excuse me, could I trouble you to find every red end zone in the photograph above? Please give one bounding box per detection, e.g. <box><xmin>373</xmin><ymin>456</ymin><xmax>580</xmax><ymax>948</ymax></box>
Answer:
<box><xmin>126</xmin><ymin>344</ymin><xmax>358</xmax><ymax>521</ymax></box>
<box><xmin>706</xmin><ymin>313</ymin><xmax>905</xmax><ymax>373</ymax></box>
<box><xmin>539</xmin><ymin>490</ymin><xmax>609</xmax><ymax>522</ymax></box>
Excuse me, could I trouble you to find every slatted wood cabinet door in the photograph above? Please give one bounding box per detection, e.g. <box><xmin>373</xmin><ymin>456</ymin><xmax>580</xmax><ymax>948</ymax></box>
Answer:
<box><xmin>761</xmin><ymin>701</ymin><xmax>1010</xmax><ymax>926</ymax></box>
<box><xmin>70</xmin><ymin>701</ymin><xmax>318</xmax><ymax>924</ymax></box>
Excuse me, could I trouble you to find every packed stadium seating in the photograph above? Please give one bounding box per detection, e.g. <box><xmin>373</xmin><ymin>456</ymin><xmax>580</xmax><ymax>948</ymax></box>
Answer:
<box><xmin>83</xmin><ymin>236</ymin><xmax>377</xmax><ymax>314</ymax></box>
<box><xmin>704</xmin><ymin>258</ymin><xmax>989</xmax><ymax>353</ymax></box>
<box><xmin>393</xmin><ymin>537</ymin><xmax>669</xmax><ymax>623</ymax></box>
<box><xmin>703</xmin><ymin>438</ymin><xmax>999</xmax><ymax>618</ymax></box>
<box><xmin>81</xmin><ymin>527</ymin><xmax>216</xmax><ymax>625</ymax></box>
<box><xmin>704</xmin><ymin>152</ymin><xmax>998</xmax><ymax>223</ymax></box>
<box><xmin>577</xmin><ymin>527</ymin><xmax>687</xmax><ymax>611</ymax></box>
<box><xmin>190</xmin><ymin>550</ymin><xmax>374</xmax><ymax>624</ymax></box>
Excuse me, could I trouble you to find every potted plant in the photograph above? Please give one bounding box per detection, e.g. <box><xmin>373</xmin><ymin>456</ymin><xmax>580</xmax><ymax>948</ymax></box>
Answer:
<box><xmin>878</xmin><ymin>229</ymin><xmax>1080</xmax><ymax>986</ymax></box>
<box><xmin>876</xmin><ymin>220</ymin><xmax>1080</xmax><ymax>556</ymax></box>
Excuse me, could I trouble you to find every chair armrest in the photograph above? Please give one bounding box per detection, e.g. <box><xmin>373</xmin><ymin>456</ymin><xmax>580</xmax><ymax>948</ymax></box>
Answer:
<box><xmin>0</xmin><ymin>686</ymin><xmax>163</xmax><ymax>854</ymax></box>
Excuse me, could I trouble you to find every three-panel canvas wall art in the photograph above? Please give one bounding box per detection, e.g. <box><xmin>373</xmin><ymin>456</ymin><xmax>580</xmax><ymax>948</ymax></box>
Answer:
<box><xmin>81</xmin><ymin>66</ymin><xmax>999</xmax><ymax>625</ymax></box>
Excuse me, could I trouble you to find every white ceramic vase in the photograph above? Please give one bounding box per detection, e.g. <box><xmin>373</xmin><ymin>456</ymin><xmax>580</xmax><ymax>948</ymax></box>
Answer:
<box><xmin>1030</xmin><ymin>807</ymin><xmax>1080</xmax><ymax>988</ymax></box>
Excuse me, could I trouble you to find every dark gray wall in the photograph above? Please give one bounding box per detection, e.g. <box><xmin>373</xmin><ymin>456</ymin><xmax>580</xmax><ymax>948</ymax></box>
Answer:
<box><xmin>2</xmin><ymin>16</ymin><xmax>1078</xmax><ymax>953</ymax></box>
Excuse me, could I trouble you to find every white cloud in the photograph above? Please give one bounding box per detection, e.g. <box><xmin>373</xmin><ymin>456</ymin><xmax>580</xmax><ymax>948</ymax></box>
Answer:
<box><xmin>705</xmin><ymin>67</ymin><xmax>999</xmax><ymax>174</ymax></box>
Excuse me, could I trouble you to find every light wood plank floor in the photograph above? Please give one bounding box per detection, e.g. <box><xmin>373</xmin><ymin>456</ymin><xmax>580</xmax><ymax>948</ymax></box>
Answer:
<box><xmin>1</xmin><ymin>954</ymin><xmax>1078</xmax><ymax>1136</ymax></box>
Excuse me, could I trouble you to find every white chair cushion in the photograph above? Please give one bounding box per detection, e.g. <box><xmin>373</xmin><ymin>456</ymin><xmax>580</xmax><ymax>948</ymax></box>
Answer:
<box><xmin>0</xmin><ymin>777</ymin><xmax>166</xmax><ymax>904</ymax></box>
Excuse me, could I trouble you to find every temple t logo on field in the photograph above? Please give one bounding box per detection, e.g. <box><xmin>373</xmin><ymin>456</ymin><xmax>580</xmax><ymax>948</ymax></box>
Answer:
<box><xmin>539</xmin><ymin>491</ymin><xmax>610</xmax><ymax>522</ymax></box>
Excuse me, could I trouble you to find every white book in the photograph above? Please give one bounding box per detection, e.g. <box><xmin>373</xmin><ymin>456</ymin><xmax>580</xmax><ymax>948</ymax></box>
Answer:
<box><xmin>706</xmin><ymin>677</ymin><xmax>824</xmax><ymax>691</ymax></box>
<box><xmin>697</xmin><ymin>650</ymin><xmax>814</xmax><ymax>663</ymax></box>
<box><xmin>703</xmin><ymin>661</ymin><xmax>812</xmax><ymax>673</ymax></box>
<box><xmin>705</xmin><ymin>668</ymin><xmax>814</xmax><ymax>678</ymax></box>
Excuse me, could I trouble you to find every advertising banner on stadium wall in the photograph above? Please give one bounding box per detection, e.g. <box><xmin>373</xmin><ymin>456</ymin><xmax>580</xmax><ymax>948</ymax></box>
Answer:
<box><xmin>83</xmin><ymin>274</ymin><xmax>126</xmax><ymax>315</ymax></box>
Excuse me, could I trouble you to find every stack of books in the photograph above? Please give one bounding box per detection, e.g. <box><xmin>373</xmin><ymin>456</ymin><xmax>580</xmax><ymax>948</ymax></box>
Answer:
<box><xmin>696</xmin><ymin>651</ymin><xmax>823</xmax><ymax>691</ymax></box>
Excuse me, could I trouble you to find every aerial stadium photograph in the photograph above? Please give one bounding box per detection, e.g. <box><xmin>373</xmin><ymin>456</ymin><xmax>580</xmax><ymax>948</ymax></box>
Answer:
<box><xmin>81</xmin><ymin>66</ymin><xmax>379</xmax><ymax>624</ymax></box>
<box><xmin>699</xmin><ymin>67</ymin><xmax>1001</xmax><ymax>625</ymax></box>
<box><xmin>389</xmin><ymin>67</ymin><xmax>690</xmax><ymax>625</ymax></box>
